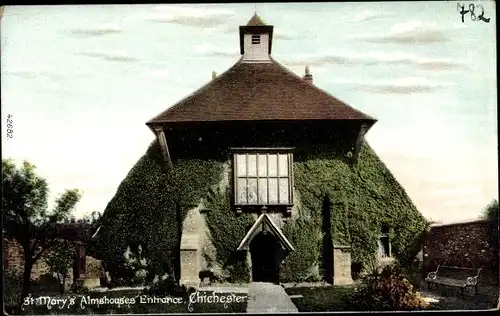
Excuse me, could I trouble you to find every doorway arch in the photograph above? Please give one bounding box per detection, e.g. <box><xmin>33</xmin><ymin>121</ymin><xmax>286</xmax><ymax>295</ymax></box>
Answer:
<box><xmin>250</xmin><ymin>231</ymin><xmax>282</xmax><ymax>283</ymax></box>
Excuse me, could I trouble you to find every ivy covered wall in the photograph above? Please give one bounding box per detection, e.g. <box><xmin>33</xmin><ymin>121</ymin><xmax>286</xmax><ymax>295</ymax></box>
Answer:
<box><xmin>95</xmin><ymin>139</ymin><xmax>428</xmax><ymax>284</ymax></box>
<box><xmin>280</xmin><ymin>143</ymin><xmax>429</xmax><ymax>282</ymax></box>
<box><xmin>94</xmin><ymin>141</ymin><xmax>224</xmax><ymax>283</ymax></box>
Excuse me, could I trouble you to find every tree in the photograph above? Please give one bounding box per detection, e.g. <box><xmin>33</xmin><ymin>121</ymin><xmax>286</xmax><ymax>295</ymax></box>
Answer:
<box><xmin>2</xmin><ymin>159</ymin><xmax>81</xmax><ymax>311</ymax></box>
<box><xmin>481</xmin><ymin>199</ymin><xmax>499</xmax><ymax>222</ymax></box>
<box><xmin>42</xmin><ymin>240</ymin><xmax>74</xmax><ymax>294</ymax></box>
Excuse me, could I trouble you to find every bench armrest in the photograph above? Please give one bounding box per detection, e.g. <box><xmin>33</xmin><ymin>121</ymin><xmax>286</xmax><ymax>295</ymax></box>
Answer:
<box><xmin>426</xmin><ymin>265</ymin><xmax>440</xmax><ymax>280</ymax></box>
<box><xmin>467</xmin><ymin>276</ymin><xmax>479</xmax><ymax>286</ymax></box>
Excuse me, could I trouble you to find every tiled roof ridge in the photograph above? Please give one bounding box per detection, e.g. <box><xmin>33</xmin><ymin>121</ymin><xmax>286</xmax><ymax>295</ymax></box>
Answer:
<box><xmin>269</xmin><ymin>57</ymin><xmax>377</xmax><ymax>122</ymax></box>
<box><xmin>146</xmin><ymin>57</ymin><xmax>245</xmax><ymax>126</ymax></box>
<box><xmin>246</xmin><ymin>13</ymin><xmax>267</xmax><ymax>26</ymax></box>
<box><xmin>147</xmin><ymin>57</ymin><xmax>377</xmax><ymax>125</ymax></box>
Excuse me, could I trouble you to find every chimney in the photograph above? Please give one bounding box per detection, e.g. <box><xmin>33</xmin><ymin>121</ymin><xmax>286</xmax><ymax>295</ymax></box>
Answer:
<box><xmin>212</xmin><ymin>71</ymin><xmax>217</xmax><ymax>81</ymax></box>
<box><xmin>303</xmin><ymin>65</ymin><xmax>313</xmax><ymax>84</ymax></box>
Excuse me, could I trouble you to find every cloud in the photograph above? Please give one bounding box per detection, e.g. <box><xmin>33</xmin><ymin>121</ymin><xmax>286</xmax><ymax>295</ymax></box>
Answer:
<box><xmin>221</xmin><ymin>26</ymin><xmax>295</xmax><ymax>40</ymax></box>
<box><xmin>193</xmin><ymin>44</ymin><xmax>238</xmax><ymax>58</ymax></box>
<box><xmin>348</xmin><ymin>10</ymin><xmax>395</xmax><ymax>22</ymax></box>
<box><xmin>333</xmin><ymin>77</ymin><xmax>453</xmax><ymax>94</ymax></box>
<box><xmin>273</xmin><ymin>30</ymin><xmax>296</xmax><ymax>40</ymax></box>
<box><xmin>347</xmin><ymin>20</ymin><xmax>462</xmax><ymax>44</ymax></box>
<box><xmin>143</xmin><ymin>5</ymin><xmax>234</xmax><ymax>28</ymax></box>
<box><xmin>67</xmin><ymin>24</ymin><xmax>121</xmax><ymax>38</ymax></box>
<box><xmin>3</xmin><ymin>66</ymin><xmax>62</xmax><ymax>79</ymax></box>
<box><xmin>150</xmin><ymin>68</ymin><xmax>170</xmax><ymax>79</ymax></box>
<box><xmin>281</xmin><ymin>50</ymin><xmax>464</xmax><ymax>70</ymax></box>
<box><xmin>77</xmin><ymin>50</ymin><xmax>138</xmax><ymax>62</ymax></box>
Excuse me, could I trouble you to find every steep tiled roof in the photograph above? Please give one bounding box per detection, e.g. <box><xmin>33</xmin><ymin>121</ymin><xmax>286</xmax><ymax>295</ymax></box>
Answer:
<box><xmin>147</xmin><ymin>58</ymin><xmax>376</xmax><ymax>125</ymax></box>
<box><xmin>246</xmin><ymin>13</ymin><xmax>266</xmax><ymax>26</ymax></box>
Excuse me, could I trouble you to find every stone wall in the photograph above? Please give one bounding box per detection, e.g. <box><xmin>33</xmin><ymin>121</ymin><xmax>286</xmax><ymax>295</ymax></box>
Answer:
<box><xmin>423</xmin><ymin>220</ymin><xmax>499</xmax><ymax>285</ymax></box>
<box><xmin>333</xmin><ymin>245</ymin><xmax>353</xmax><ymax>285</ymax></box>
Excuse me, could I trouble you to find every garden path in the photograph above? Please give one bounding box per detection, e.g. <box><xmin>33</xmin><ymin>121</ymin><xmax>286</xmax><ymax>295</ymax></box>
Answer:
<box><xmin>246</xmin><ymin>282</ymin><xmax>298</xmax><ymax>313</ymax></box>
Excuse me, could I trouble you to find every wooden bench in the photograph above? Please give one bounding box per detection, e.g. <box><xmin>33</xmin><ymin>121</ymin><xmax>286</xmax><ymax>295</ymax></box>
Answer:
<box><xmin>425</xmin><ymin>265</ymin><xmax>482</xmax><ymax>295</ymax></box>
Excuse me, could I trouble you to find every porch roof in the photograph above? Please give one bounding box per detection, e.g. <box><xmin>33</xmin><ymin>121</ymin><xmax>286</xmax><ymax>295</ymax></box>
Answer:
<box><xmin>237</xmin><ymin>213</ymin><xmax>295</xmax><ymax>252</ymax></box>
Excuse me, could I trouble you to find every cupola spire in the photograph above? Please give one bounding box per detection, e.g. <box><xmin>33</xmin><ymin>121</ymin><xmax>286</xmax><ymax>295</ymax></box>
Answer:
<box><xmin>239</xmin><ymin>13</ymin><xmax>274</xmax><ymax>62</ymax></box>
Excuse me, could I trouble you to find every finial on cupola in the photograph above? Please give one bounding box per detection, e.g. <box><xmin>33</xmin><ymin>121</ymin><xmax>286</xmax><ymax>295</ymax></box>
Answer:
<box><xmin>303</xmin><ymin>65</ymin><xmax>313</xmax><ymax>84</ymax></box>
<box><xmin>212</xmin><ymin>71</ymin><xmax>217</xmax><ymax>80</ymax></box>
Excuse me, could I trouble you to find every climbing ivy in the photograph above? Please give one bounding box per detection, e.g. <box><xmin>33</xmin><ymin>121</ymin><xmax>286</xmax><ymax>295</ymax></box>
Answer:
<box><xmin>95</xmin><ymin>140</ymin><xmax>224</xmax><ymax>282</ymax></box>
<box><xmin>97</xmin><ymin>139</ymin><xmax>428</xmax><ymax>284</ymax></box>
<box><xmin>281</xmin><ymin>217</ymin><xmax>322</xmax><ymax>282</ymax></box>
<box><xmin>283</xmin><ymin>142</ymin><xmax>429</xmax><ymax>276</ymax></box>
<box><xmin>203</xmin><ymin>186</ymin><xmax>254</xmax><ymax>282</ymax></box>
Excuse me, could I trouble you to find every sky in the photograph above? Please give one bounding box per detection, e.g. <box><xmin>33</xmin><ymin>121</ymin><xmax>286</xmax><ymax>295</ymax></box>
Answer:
<box><xmin>1</xmin><ymin>2</ymin><xmax>497</xmax><ymax>224</ymax></box>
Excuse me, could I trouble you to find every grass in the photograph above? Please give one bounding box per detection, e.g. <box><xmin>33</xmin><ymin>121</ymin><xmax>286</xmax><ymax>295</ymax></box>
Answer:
<box><xmin>284</xmin><ymin>284</ymin><xmax>499</xmax><ymax>312</ymax></box>
<box><xmin>285</xmin><ymin>285</ymin><xmax>360</xmax><ymax>312</ymax></box>
<box><xmin>421</xmin><ymin>285</ymin><xmax>499</xmax><ymax>311</ymax></box>
<box><xmin>6</xmin><ymin>289</ymin><xmax>248</xmax><ymax>314</ymax></box>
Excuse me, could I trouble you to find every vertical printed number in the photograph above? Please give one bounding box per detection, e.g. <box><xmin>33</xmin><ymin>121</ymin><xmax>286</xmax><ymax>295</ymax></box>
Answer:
<box><xmin>7</xmin><ymin>114</ymin><xmax>13</xmax><ymax>138</ymax></box>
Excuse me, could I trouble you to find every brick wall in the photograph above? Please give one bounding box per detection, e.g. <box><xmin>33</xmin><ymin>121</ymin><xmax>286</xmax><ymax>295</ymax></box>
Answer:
<box><xmin>3</xmin><ymin>238</ymin><xmax>52</xmax><ymax>280</ymax></box>
<box><xmin>423</xmin><ymin>220</ymin><xmax>499</xmax><ymax>285</ymax></box>
<box><xmin>3</xmin><ymin>238</ymin><xmax>102</xmax><ymax>288</ymax></box>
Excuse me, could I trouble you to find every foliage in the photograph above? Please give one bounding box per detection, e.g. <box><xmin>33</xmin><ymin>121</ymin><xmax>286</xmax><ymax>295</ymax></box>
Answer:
<box><xmin>289</xmin><ymin>142</ymin><xmax>429</xmax><ymax>275</ymax></box>
<box><xmin>348</xmin><ymin>263</ymin><xmax>429</xmax><ymax>311</ymax></box>
<box><xmin>3</xmin><ymin>267</ymin><xmax>23</xmax><ymax>314</ymax></box>
<box><xmin>285</xmin><ymin>285</ymin><xmax>358</xmax><ymax>312</ymax></box>
<box><xmin>481</xmin><ymin>199</ymin><xmax>499</xmax><ymax>222</ymax></box>
<box><xmin>203</xmin><ymin>186</ymin><xmax>253</xmax><ymax>282</ymax></box>
<box><xmin>96</xmin><ymin>140</ymin><xmax>427</xmax><ymax>284</ymax></box>
<box><xmin>42</xmin><ymin>240</ymin><xmax>74</xmax><ymax>294</ymax></box>
<box><xmin>94</xmin><ymin>140</ymin><xmax>224</xmax><ymax>283</ymax></box>
<box><xmin>281</xmin><ymin>218</ymin><xmax>321</xmax><ymax>282</ymax></box>
<box><xmin>143</xmin><ymin>275</ymin><xmax>195</xmax><ymax>299</ymax></box>
<box><xmin>2</xmin><ymin>158</ymin><xmax>81</xmax><ymax>310</ymax></box>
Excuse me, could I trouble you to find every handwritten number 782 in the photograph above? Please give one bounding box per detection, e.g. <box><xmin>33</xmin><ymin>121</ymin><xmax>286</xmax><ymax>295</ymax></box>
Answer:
<box><xmin>457</xmin><ymin>3</ymin><xmax>490</xmax><ymax>23</ymax></box>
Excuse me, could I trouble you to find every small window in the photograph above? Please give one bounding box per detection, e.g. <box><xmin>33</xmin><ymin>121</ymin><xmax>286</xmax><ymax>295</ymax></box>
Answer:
<box><xmin>233</xmin><ymin>151</ymin><xmax>293</xmax><ymax>206</ymax></box>
<box><xmin>379</xmin><ymin>223</ymin><xmax>391</xmax><ymax>258</ymax></box>
<box><xmin>251</xmin><ymin>35</ymin><xmax>260</xmax><ymax>44</ymax></box>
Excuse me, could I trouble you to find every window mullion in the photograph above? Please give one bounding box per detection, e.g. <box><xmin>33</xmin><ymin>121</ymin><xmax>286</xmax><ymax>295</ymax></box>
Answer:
<box><xmin>234</xmin><ymin>153</ymin><xmax>237</xmax><ymax>204</ymax></box>
<box><xmin>245</xmin><ymin>153</ymin><xmax>249</xmax><ymax>204</ymax></box>
<box><xmin>289</xmin><ymin>153</ymin><xmax>293</xmax><ymax>204</ymax></box>
<box><xmin>256</xmin><ymin>154</ymin><xmax>259</xmax><ymax>205</ymax></box>
<box><xmin>277</xmin><ymin>154</ymin><xmax>280</xmax><ymax>204</ymax></box>
<box><xmin>266</xmin><ymin>153</ymin><xmax>269</xmax><ymax>205</ymax></box>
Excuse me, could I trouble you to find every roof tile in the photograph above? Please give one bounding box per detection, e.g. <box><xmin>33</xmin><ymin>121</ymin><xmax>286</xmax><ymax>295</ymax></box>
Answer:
<box><xmin>147</xmin><ymin>58</ymin><xmax>376</xmax><ymax>125</ymax></box>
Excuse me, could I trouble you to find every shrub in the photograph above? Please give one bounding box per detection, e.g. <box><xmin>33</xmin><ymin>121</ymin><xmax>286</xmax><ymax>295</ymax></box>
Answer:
<box><xmin>43</xmin><ymin>240</ymin><xmax>74</xmax><ymax>294</ymax></box>
<box><xmin>144</xmin><ymin>275</ymin><xmax>195</xmax><ymax>299</ymax></box>
<box><xmin>3</xmin><ymin>267</ymin><xmax>23</xmax><ymax>312</ymax></box>
<box><xmin>348</xmin><ymin>264</ymin><xmax>429</xmax><ymax>311</ymax></box>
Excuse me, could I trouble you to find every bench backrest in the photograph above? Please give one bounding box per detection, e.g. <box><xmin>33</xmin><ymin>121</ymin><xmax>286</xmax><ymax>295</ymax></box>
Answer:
<box><xmin>435</xmin><ymin>265</ymin><xmax>482</xmax><ymax>280</ymax></box>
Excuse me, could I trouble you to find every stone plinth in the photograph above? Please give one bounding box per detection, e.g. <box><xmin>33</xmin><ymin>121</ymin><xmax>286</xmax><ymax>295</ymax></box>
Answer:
<box><xmin>333</xmin><ymin>245</ymin><xmax>353</xmax><ymax>285</ymax></box>
<box><xmin>180</xmin><ymin>234</ymin><xmax>200</xmax><ymax>288</ymax></box>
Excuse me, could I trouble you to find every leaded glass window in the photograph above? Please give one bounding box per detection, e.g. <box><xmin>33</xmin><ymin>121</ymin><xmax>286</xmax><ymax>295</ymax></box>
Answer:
<box><xmin>234</xmin><ymin>151</ymin><xmax>293</xmax><ymax>206</ymax></box>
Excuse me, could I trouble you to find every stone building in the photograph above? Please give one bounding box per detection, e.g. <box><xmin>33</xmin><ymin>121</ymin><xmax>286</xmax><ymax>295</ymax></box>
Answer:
<box><xmin>138</xmin><ymin>14</ymin><xmax>426</xmax><ymax>287</ymax></box>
